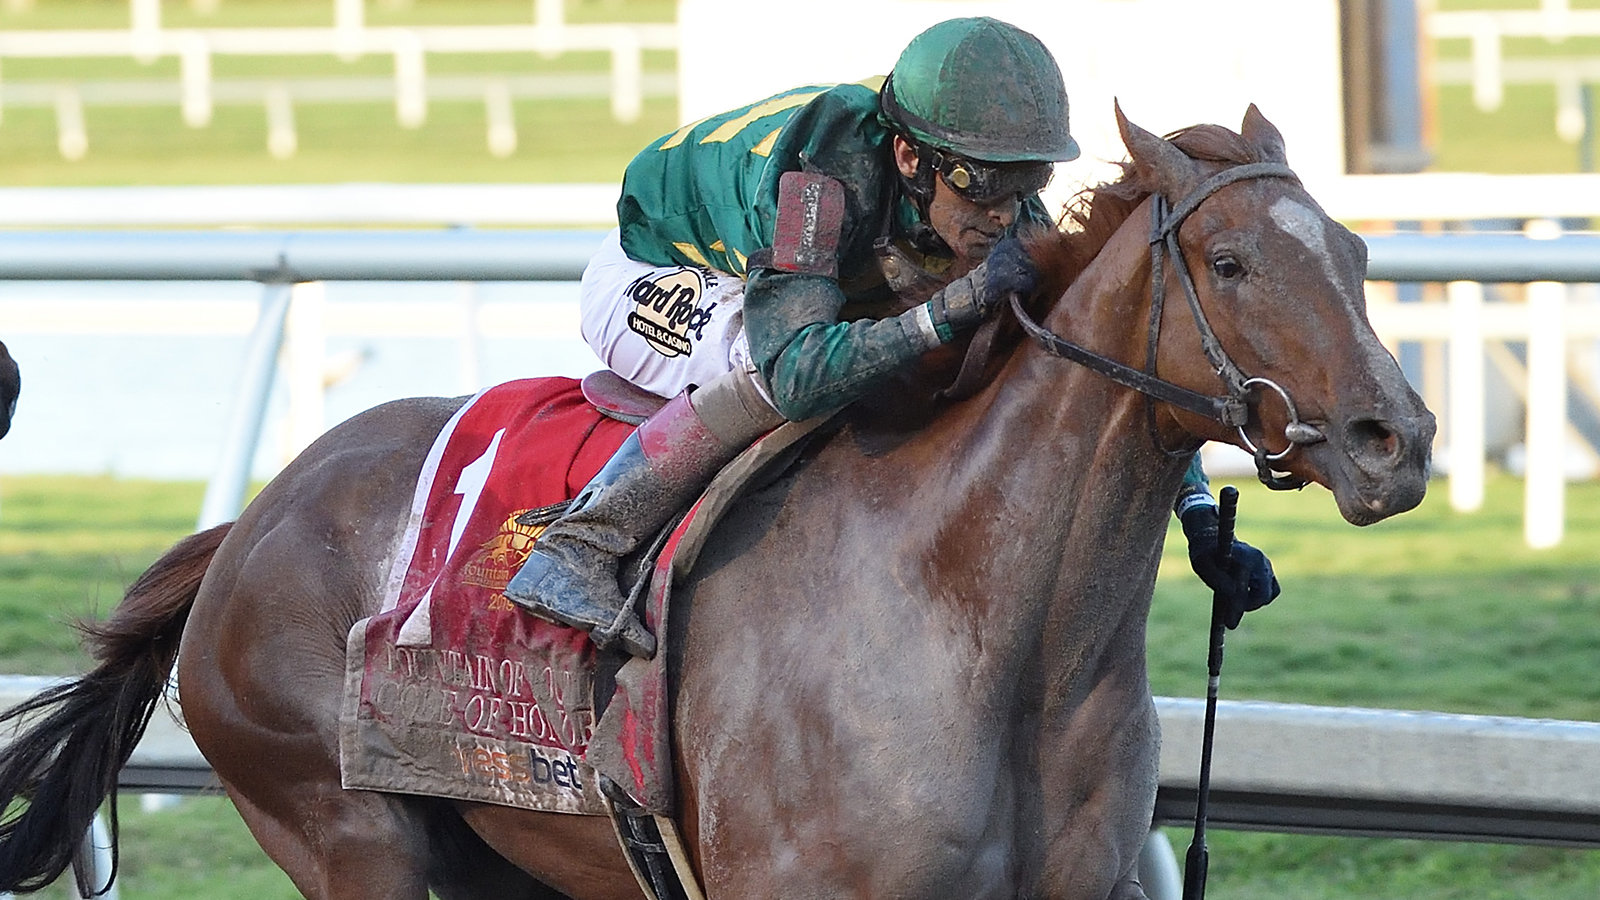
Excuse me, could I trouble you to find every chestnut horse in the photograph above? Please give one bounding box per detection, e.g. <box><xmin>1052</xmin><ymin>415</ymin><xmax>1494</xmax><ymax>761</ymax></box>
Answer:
<box><xmin>0</xmin><ymin>108</ymin><xmax>1433</xmax><ymax>900</ymax></box>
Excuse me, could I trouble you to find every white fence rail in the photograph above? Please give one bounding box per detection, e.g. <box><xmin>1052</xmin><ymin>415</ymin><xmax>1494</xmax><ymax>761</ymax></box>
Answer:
<box><xmin>1428</xmin><ymin>0</ymin><xmax>1600</xmax><ymax>139</ymax></box>
<box><xmin>2</xmin><ymin>227</ymin><xmax>1595</xmax><ymax>544</ymax></box>
<box><xmin>0</xmin><ymin>183</ymin><xmax>622</xmax><ymax>227</ymax></box>
<box><xmin>5</xmin><ymin>676</ymin><xmax>1599</xmax><ymax>894</ymax></box>
<box><xmin>0</xmin><ymin>0</ymin><xmax>677</xmax><ymax>158</ymax></box>
<box><xmin>9</xmin><ymin>176</ymin><xmax>1600</xmax><ymax>229</ymax></box>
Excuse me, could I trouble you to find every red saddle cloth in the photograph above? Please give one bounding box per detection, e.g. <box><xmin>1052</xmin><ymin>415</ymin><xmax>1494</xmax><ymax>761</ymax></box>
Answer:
<box><xmin>339</xmin><ymin>377</ymin><xmax>639</xmax><ymax>815</ymax></box>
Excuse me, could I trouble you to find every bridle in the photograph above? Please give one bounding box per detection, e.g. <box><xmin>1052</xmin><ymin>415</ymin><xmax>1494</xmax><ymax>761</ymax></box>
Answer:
<box><xmin>1009</xmin><ymin>161</ymin><xmax>1326</xmax><ymax>490</ymax></box>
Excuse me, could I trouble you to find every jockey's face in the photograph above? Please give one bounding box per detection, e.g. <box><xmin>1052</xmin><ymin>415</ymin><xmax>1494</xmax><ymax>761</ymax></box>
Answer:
<box><xmin>893</xmin><ymin>136</ymin><xmax>1020</xmax><ymax>267</ymax></box>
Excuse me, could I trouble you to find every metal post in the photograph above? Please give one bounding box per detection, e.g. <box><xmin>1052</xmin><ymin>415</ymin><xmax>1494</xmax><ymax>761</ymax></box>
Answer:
<box><xmin>393</xmin><ymin>30</ymin><xmax>426</xmax><ymax>129</ymax></box>
<box><xmin>179</xmin><ymin>32</ymin><xmax>212</xmax><ymax>128</ymax></box>
<box><xmin>335</xmin><ymin>0</ymin><xmax>365</xmax><ymax>62</ymax></box>
<box><xmin>1139</xmin><ymin>828</ymin><xmax>1183</xmax><ymax>900</ymax></box>
<box><xmin>197</xmin><ymin>281</ymin><xmax>292</xmax><ymax>530</ymax></box>
<box><xmin>1525</xmin><ymin>280</ymin><xmax>1568</xmax><ymax>548</ymax></box>
<box><xmin>1470</xmin><ymin>16</ymin><xmax>1504</xmax><ymax>112</ymax></box>
<box><xmin>65</xmin><ymin>812</ymin><xmax>119</xmax><ymax>900</ymax></box>
<box><xmin>1582</xmin><ymin>83</ymin><xmax>1596</xmax><ymax>172</ymax></box>
<box><xmin>1557</xmin><ymin>73</ymin><xmax>1585</xmax><ymax>143</ymax></box>
<box><xmin>534</xmin><ymin>0</ymin><xmax>565</xmax><ymax>57</ymax></box>
<box><xmin>130</xmin><ymin>0</ymin><xmax>161</xmax><ymax>64</ymax></box>
<box><xmin>54</xmin><ymin>86</ymin><xmax>87</xmax><ymax>162</ymax></box>
<box><xmin>457</xmin><ymin>281</ymin><xmax>482</xmax><ymax>393</ymax></box>
<box><xmin>284</xmin><ymin>281</ymin><xmax>326</xmax><ymax>464</ymax></box>
<box><xmin>1523</xmin><ymin>220</ymin><xmax>1568</xmax><ymax>548</ymax></box>
<box><xmin>609</xmin><ymin>27</ymin><xmax>642</xmax><ymax>124</ymax></box>
<box><xmin>485</xmin><ymin>79</ymin><xmax>517</xmax><ymax>158</ymax></box>
<box><xmin>1447</xmin><ymin>280</ymin><xmax>1485</xmax><ymax>511</ymax></box>
<box><xmin>265</xmin><ymin>84</ymin><xmax>296</xmax><ymax>159</ymax></box>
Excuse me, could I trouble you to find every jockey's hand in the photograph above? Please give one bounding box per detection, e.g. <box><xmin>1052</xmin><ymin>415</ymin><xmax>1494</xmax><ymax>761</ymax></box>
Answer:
<box><xmin>1180</xmin><ymin>504</ymin><xmax>1281</xmax><ymax>629</ymax></box>
<box><xmin>924</xmin><ymin>235</ymin><xmax>1041</xmax><ymax>340</ymax></box>
<box><xmin>982</xmin><ymin>234</ymin><xmax>1041</xmax><ymax>310</ymax></box>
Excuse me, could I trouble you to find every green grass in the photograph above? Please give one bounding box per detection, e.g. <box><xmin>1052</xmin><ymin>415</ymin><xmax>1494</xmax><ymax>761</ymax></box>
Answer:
<box><xmin>0</xmin><ymin>475</ymin><xmax>203</xmax><ymax>675</ymax></box>
<box><xmin>1428</xmin><ymin>0</ymin><xmax>1600</xmax><ymax>174</ymax></box>
<box><xmin>1149</xmin><ymin>474</ymin><xmax>1600</xmax><ymax>719</ymax></box>
<box><xmin>1432</xmin><ymin>83</ymin><xmax>1591</xmax><ymax>174</ymax></box>
<box><xmin>1202</xmin><ymin>834</ymin><xmax>1600</xmax><ymax>900</ymax></box>
<box><xmin>0</xmin><ymin>475</ymin><xmax>299</xmax><ymax>900</ymax></box>
<box><xmin>20</xmin><ymin>796</ymin><xmax>302</xmax><ymax>900</ymax></box>
<box><xmin>3</xmin><ymin>470</ymin><xmax>1599</xmax><ymax>896</ymax></box>
<box><xmin>1151</xmin><ymin>474</ymin><xmax>1600</xmax><ymax>898</ymax></box>
<box><xmin>0</xmin><ymin>96</ymin><xmax>679</xmax><ymax>185</ymax></box>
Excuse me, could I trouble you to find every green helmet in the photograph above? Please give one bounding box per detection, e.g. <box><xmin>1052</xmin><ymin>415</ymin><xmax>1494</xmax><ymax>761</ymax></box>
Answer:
<box><xmin>881</xmin><ymin>17</ymin><xmax>1079</xmax><ymax>164</ymax></box>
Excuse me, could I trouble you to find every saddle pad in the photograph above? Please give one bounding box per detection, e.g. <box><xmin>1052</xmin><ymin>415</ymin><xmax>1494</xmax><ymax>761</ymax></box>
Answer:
<box><xmin>339</xmin><ymin>377</ymin><xmax>634</xmax><ymax>815</ymax></box>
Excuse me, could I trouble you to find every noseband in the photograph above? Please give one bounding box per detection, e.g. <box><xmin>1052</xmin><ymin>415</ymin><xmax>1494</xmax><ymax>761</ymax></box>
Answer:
<box><xmin>1010</xmin><ymin>161</ymin><xmax>1326</xmax><ymax>490</ymax></box>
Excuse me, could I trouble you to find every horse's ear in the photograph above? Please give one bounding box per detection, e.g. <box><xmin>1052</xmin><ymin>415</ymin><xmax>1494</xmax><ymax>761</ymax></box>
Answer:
<box><xmin>1240</xmin><ymin>103</ymin><xmax>1289</xmax><ymax>164</ymax></box>
<box><xmin>1115</xmin><ymin>99</ymin><xmax>1203</xmax><ymax>198</ymax></box>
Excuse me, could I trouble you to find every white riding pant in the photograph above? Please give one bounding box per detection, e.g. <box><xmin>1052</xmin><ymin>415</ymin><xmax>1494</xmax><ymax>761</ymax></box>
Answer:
<box><xmin>579</xmin><ymin>228</ymin><xmax>763</xmax><ymax>401</ymax></box>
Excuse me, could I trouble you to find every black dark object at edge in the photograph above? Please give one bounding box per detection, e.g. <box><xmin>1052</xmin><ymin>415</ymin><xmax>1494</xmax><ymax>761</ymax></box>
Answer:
<box><xmin>1182</xmin><ymin>485</ymin><xmax>1238</xmax><ymax>900</ymax></box>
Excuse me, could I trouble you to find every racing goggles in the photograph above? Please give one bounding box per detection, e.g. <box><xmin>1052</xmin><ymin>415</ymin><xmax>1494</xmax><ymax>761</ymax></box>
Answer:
<box><xmin>933</xmin><ymin>151</ymin><xmax>1054</xmax><ymax>205</ymax></box>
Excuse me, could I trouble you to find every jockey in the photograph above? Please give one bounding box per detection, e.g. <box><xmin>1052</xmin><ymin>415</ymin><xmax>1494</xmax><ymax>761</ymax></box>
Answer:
<box><xmin>504</xmin><ymin>16</ymin><xmax>1279</xmax><ymax>657</ymax></box>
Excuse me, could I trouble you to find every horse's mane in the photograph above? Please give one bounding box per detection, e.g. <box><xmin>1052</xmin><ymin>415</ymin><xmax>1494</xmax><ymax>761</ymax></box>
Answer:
<box><xmin>873</xmin><ymin>122</ymin><xmax>1265</xmax><ymax>422</ymax></box>
<box><xmin>1026</xmin><ymin>122</ymin><xmax>1266</xmax><ymax>303</ymax></box>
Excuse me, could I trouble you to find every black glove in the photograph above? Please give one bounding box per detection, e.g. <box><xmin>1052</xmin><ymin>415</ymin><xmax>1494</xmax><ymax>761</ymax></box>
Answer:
<box><xmin>1180</xmin><ymin>504</ymin><xmax>1281</xmax><ymax>629</ymax></box>
<box><xmin>924</xmin><ymin>235</ymin><xmax>1041</xmax><ymax>339</ymax></box>
<box><xmin>983</xmin><ymin>234</ymin><xmax>1041</xmax><ymax>307</ymax></box>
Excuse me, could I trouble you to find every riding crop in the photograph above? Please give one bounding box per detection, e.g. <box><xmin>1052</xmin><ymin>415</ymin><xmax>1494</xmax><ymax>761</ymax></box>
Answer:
<box><xmin>1181</xmin><ymin>484</ymin><xmax>1238</xmax><ymax>900</ymax></box>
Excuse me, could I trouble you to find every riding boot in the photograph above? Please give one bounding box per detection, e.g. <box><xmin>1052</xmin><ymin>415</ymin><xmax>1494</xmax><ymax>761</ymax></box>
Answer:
<box><xmin>503</xmin><ymin>369</ymin><xmax>784</xmax><ymax>658</ymax></box>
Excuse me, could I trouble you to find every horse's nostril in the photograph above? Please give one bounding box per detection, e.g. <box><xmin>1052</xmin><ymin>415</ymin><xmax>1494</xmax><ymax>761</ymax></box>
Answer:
<box><xmin>1346</xmin><ymin>418</ymin><xmax>1400</xmax><ymax>462</ymax></box>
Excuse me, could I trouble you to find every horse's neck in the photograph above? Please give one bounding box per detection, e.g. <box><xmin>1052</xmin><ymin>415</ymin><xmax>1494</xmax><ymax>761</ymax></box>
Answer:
<box><xmin>894</xmin><ymin>215</ymin><xmax>1192</xmax><ymax>678</ymax></box>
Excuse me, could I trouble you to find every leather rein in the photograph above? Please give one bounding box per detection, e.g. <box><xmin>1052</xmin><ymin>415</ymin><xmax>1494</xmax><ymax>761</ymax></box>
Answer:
<box><xmin>1009</xmin><ymin>161</ymin><xmax>1326</xmax><ymax>490</ymax></box>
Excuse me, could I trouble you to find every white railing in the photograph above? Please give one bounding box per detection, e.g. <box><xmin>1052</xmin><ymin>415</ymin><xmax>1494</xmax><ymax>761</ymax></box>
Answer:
<box><xmin>0</xmin><ymin>182</ymin><xmax>621</xmax><ymax>226</ymax></box>
<box><xmin>1429</xmin><ymin>0</ymin><xmax>1600</xmax><ymax>141</ymax></box>
<box><xmin>5</xmin><ymin>225</ymin><xmax>1596</xmax><ymax>545</ymax></box>
<box><xmin>1360</xmin><ymin>223</ymin><xmax>1600</xmax><ymax>548</ymax></box>
<box><xmin>0</xmin><ymin>0</ymin><xmax>678</xmax><ymax>157</ymax></box>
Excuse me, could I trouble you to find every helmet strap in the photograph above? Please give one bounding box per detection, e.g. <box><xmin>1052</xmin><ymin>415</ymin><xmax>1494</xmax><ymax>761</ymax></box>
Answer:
<box><xmin>893</xmin><ymin>137</ymin><xmax>953</xmax><ymax>257</ymax></box>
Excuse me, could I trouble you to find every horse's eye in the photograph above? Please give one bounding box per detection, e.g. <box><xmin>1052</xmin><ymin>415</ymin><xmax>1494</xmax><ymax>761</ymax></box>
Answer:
<box><xmin>1212</xmin><ymin>256</ymin><xmax>1244</xmax><ymax>279</ymax></box>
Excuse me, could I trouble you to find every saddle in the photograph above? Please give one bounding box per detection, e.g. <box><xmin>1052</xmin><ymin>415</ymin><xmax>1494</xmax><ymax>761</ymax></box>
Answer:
<box><xmin>580</xmin><ymin>369</ymin><xmax>669</xmax><ymax>425</ymax></box>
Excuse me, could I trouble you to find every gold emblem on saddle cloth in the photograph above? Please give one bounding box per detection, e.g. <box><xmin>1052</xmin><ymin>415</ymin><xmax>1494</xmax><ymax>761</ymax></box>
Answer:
<box><xmin>464</xmin><ymin>510</ymin><xmax>545</xmax><ymax>601</ymax></box>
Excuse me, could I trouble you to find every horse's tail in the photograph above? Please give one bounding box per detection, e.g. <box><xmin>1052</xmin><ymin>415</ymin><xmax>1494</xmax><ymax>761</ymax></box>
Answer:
<box><xmin>0</xmin><ymin>522</ymin><xmax>230</xmax><ymax>894</ymax></box>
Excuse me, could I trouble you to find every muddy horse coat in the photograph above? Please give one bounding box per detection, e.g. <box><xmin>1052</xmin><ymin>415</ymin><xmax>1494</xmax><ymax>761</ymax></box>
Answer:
<box><xmin>0</xmin><ymin>109</ymin><xmax>1433</xmax><ymax>900</ymax></box>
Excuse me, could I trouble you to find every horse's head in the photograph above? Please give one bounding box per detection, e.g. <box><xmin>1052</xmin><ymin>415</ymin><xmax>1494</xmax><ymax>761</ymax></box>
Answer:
<box><xmin>0</xmin><ymin>340</ymin><xmax>17</xmax><ymax>440</ymax></box>
<box><xmin>1038</xmin><ymin>105</ymin><xmax>1434</xmax><ymax>525</ymax></box>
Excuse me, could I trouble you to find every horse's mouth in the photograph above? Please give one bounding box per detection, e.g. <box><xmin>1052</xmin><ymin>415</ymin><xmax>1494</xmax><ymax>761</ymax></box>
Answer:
<box><xmin>1295</xmin><ymin>411</ymin><xmax>1436</xmax><ymax>526</ymax></box>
